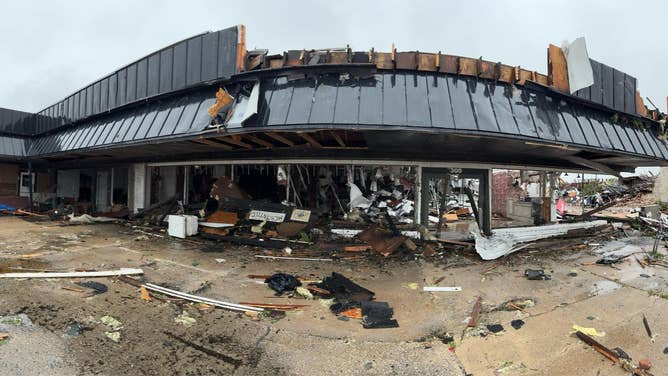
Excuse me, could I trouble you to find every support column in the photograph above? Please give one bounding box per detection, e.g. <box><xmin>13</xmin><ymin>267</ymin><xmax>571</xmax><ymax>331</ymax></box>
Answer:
<box><xmin>414</xmin><ymin>165</ymin><xmax>422</xmax><ymax>225</ymax></box>
<box><xmin>131</xmin><ymin>163</ymin><xmax>147</xmax><ymax>213</ymax></box>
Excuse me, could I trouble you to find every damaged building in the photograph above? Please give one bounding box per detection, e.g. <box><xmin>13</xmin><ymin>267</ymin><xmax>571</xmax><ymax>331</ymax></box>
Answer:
<box><xmin>1</xmin><ymin>25</ymin><xmax>667</xmax><ymax>258</ymax></box>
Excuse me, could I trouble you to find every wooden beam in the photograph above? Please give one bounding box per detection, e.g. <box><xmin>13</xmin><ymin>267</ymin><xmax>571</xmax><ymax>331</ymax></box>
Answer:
<box><xmin>216</xmin><ymin>135</ymin><xmax>253</xmax><ymax>149</ymax></box>
<box><xmin>242</xmin><ymin>134</ymin><xmax>274</xmax><ymax>148</ymax></box>
<box><xmin>265</xmin><ymin>132</ymin><xmax>295</xmax><ymax>146</ymax></box>
<box><xmin>192</xmin><ymin>138</ymin><xmax>234</xmax><ymax>150</ymax></box>
<box><xmin>297</xmin><ymin>132</ymin><xmax>322</xmax><ymax>148</ymax></box>
<box><xmin>563</xmin><ymin>155</ymin><xmax>621</xmax><ymax>177</ymax></box>
<box><xmin>329</xmin><ymin>131</ymin><xmax>346</xmax><ymax>147</ymax></box>
<box><xmin>548</xmin><ymin>44</ymin><xmax>570</xmax><ymax>92</ymax></box>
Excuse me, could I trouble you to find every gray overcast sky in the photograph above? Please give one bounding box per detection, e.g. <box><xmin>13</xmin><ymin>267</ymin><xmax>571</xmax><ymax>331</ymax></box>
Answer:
<box><xmin>1</xmin><ymin>0</ymin><xmax>666</xmax><ymax>114</ymax></box>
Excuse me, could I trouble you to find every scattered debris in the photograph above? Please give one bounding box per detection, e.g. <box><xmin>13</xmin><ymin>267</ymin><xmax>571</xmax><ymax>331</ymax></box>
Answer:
<box><xmin>574</xmin><ymin>331</ymin><xmax>618</xmax><ymax>362</ymax></box>
<box><xmin>642</xmin><ymin>315</ymin><xmax>654</xmax><ymax>342</ymax></box>
<box><xmin>524</xmin><ymin>269</ymin><xmax>551</xmax><ymax>280</ymax></box>
<box><xmin>264</xmin><ymin>273</ymin><xmax>301</xmax><ymax>295</ymax></box>
<box><xmin>75</xmin><ymin>281</ymin><xmax>108</xmax><ymax>295</ymax></box>
<box><xmin>175</xmin><ymin>312</ymin><xmax>197</xmax><ymax>327</ymax></box>
<box><xmin>295</xmin><ymin>286</ymin><xmax>313</xmax><ymax>299</ymax></box>
<box><xmin>486</xmin><ymin>324</ymin><xmax>504</xmax><ymax>334</ymax></box>
<box><xmin>254</xmin><ymin>255</ymin><xmax>333</xmax><ymax>262</ymax></box>
<box><xmin>423</xmin><ymin>286</ymin><xmax>462</xmax><ymax>292</ymax></box>
<box><xmin>140</xmin><ymin>282</ymin><xmax>263</xmax><ymax>312</ymax></box>
<box><xmin>361</xmin><ymin>301</ymin><xmax>399</xmax><ymax>329</ymax></box>
<box><xmin>63</xmin><ymin>322</ymin><xmax>84</xmax><ymax>337</ymax></box>
<box><xmin>572</xmin><ymin>325</ymin><xmax>605</xmax><ymax>337</ymax></box>
<box><xmin>0</xmin><ymin>268</ymin><xmax>144</xmax><ymax>279</ymax></box>
<box><xmin>473</xmin><ymin>220</ymin><xmax>608</xmax><ymax>260</ymax></box>
<box><xmin>510</xmin><ymin>319</ymin><xmax>525</xmax><ymax>330</ymax></box>
<box><xmin>467</xmin><ymin>297</ymin><xmax>482</xmax><ymax>327</ymax></box>
<box><xmin>237</xmin><ymin>302</ymin><xmax>307</xmax><ymax>311</ymax></box>
<box><xmin>140</xmin><ymin>286</ymin><xmax>151</xmax><ymax>301</ymax></box>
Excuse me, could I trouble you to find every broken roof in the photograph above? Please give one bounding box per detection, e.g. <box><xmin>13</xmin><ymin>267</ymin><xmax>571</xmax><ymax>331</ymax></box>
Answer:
<box><xmin>1</xmin><ymin>24</ymin><xmax>667</xmax><ymax>172</ymax></box>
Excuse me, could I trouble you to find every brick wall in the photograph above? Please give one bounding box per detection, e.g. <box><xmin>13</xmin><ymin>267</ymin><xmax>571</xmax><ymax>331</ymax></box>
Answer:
<box><xmin>0</xmin><ymin>163</ymin><xmax>19</xmax><ymax>197</ymax></box>
<box><xmin>492</xmin><ymin>171</ymin><xmax>527</xmax><ymax>217</ymax></box>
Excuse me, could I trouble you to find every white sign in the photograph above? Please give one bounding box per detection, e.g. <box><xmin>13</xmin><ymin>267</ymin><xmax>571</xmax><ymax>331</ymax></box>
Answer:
<box><xmin>249</xmin><ymin>210</ymin><xmax>286</xmax><ymax>223</ymax></box>
<box><xmin>290</xmin><ymin>209</ymin><xmax>311</xmax><ymax>223</ymax></box>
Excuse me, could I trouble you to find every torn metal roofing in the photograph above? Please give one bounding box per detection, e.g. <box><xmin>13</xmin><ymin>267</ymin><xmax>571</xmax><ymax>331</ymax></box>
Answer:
<box><xmin>244</xmin><ymin>72</ymin><xmax>668</xmax><ymax>161</ymax></box>
<box><xmin>30</xmin><ymin>89</ymin><xmax>216</xmax><ymax>156</ymax></box>
<box><xmin>27</xmin><ymin>71</ymin><xmax>668</xmax><ymax>167</ymax></box>
<box><xmin>26</xmin><ymin>26</ymin><xmax>241</xmax><ymax>136</ymax></box>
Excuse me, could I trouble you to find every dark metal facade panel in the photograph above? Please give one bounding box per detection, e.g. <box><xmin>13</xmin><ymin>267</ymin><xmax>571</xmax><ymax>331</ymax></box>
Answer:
<box><xmin>31</xmin><ymin>27</ymin><xmax>239</xmax><ymax>136</ymax></box>
<box><xmin>123</xmin><ymin>113</ymin><xmax>147</xmax><ymax>142</ymax></box>
<box><xmin>136</xmin><ymin>58</ymin><xmax>148</xmax><ymax>100</ymax></box>
<box><xmin>559</xmin><ymin>103</ymin><xmax>586</xmax><ymax>145</ymax></box>
<box><xmin>637</xmin><ymin>128</ymin><xmax>661</xmax><ymax>158</ymax></box>
<box><xmin>526</xmin><ymin>92</ymin><xmax>556</xmax><ymax>141</ymax></box>
<box><xmin>186</xmin><ymin>37</ymin><xmax>203</xmax><ymax>86</ymax></box>
<box><xmin>159</xmin><ymin>48</ymin><xmax>173</xmax><ymax>93</ymax></box>
<box><xmin>331</xmin><ymin>80</ymin><xmax>359</xmax><ymax>125</ymax></box>
<box><xmin>490</xmin><ymin>86</ymin><xmax>519</xmax><ymax>135</ymax></box>
<box><xmin>266</xmin><ymin>77</ymin><xmax>294</xmax><ymax>125</ymax></box>
<box><xmin>308</xmin><ymin>76</ymin><xmax>337</xmax><ymax>124</ymax></box>
<box><xmin>543</xmin><ymin>96</ymin><xmax>573</xmax><ymax>143</ymax></box>
<box><xmin>405</xmin><ymin>73</ymin><xmax>431</xmax><ymax>127</ymax></box>
<box><xmin>201</xmin><ymin>32</ymin><xmax>219</xmax><ymax>82</ymax></box>
<box><xmin>469</xmin><ymin>82</ymin><xmax>499</xmax><ymax>133</ymax></box>
<box><xmin>588</xmin><ymin>117</ymin><xmax>613</xmax><ymax>149</ymax></box>
<box><xmin>0</xmin><ymin>107</ymin><xmax>34</xmax><ymax>136</ymax></box>
<box><xmin>358</xmin><ymin>75</ymin><xmax>383</xmax><ymax>125</ymax></box>
<box><xmin>158</xmin><ymin>100</ymin><xmax>187</xmax><ymax>137</ymax></box>
<box><xmin>134</xmin><ymin>109</ymin><xmax>159</xmax><ymax>140</ymax></box>
<box><xmin>426</xmin><ymin>75</ymin><xmax>455</xmax><ymax>129</ymax></box>
<box><xmin>382</xmin><ymin>74</ymin><xmax>407</xmax><ymax>126</ymax></box>
<box><xmin>188</xmin><ymin>97</ymin><xmax>216</xmax><ymax>132</ymax></box>
<box><xmin>624</xmin><ymin>74</ymin><xmax>637</xmax><ymax>114</ymax></box>
<box><xmin>613</xmin><ymin>69</ymin><xmax>625</xmax><ymax>112</ymax></box>
<box><xmin>145</xmin><ymin>106</ymin><xmax>172</xmax><ymax>139</ymax></box>
<box><xmin>285</xmin><ymin>79</ymin><xmax>315</xmax><ymax>125</ymax></box>
<box><xmin>173</xmin><ymin>101</ymin><xmax>201</xmax><ymax>135</ymax></box>
<box><xmin>448</xmin><ymin>77</ymin><xmax>476</xmax><ymax>130</ymax></box>
<box><xmin>599</xmin><ymin>118</ymin><xmax>624</xmax><ymax>151</ymax></box>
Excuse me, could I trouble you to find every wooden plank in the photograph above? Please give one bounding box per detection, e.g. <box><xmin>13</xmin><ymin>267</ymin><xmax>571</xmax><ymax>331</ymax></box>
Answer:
<box><xmin>478</xmin><ymin>60</ymin><xmax>497</xmax><ymax>79</ymax></box>
<box><xmin>458</xmin><ymin>57</ymin><xmax>478</xmax><ymax>76</ymax></box>
<box><xmin>396</xmin><ymin>52</ymin><xmax>417</xmax><ymax>70</ymax></box>
<box><xmin>467</xmin><ymin>296</ymin><xmax>482</xmax><ymax>327</ymax></box>
<box><xmin>417</xmin><ymin>53</ymin><xmax>438</xmax><ymax>71</ymax></box>
<box><xmin>636</xmin><ymin>92</ymin><xmax>647</xmax><ymax>117</ymax></box>
<box><xmin>192</xmin><ymin>138</ymin><xmax>234</xmax><ymax>150</ymax></box>
<box><xmin>498</xmin><ymin>65</ymin><xmax>514</xmax><ymax>83</ymax></box>
<box><xmin>329</xmin><ymin>51</ymin><xmax>348</xmax><ymax>64</ymax></box>
<box><xmin>216</xmin><ymin>135</ymin><xmax>253</xmax><ymax>149</ymax></box>
<box><xmin>236</xmin><ymin>24</ymin><xmax>246</xmax><ymax>73</ymax></box>
<box><xmin>265</xmin><ymin>132</ymin><xmax>294</xmax><ymax>146</ymax></box>
<box><xmin>329</xmin><ymin>131</ymin><xmax>346</xmax><ymax>147</ymax></box>
<box><xmin>297</xmin><ymin>132</ymin><xmax>322</xmax><ymax>148</ymax></box>
<box><xmin>241</xmin><ymin>134</ymin><xmax>274</xmax><ymax>148</ymax></box>
<box><xmin>548</xmin><ymin>44</ymin><xmax>570</xmax><ymax>92</ymax></box>
<box><xmin>439</xmin><ymin>54</ymin><xmax>458</xmax><ymax>74</ymax></box>
<box><xmin>374</xmin><ymin>52</ymin><xmax>394</xmax><ymax>69</ymax></box>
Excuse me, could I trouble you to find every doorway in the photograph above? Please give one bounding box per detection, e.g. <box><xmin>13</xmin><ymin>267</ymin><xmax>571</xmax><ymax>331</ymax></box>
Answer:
<box><xmin>421</xmin><ymin>168</ymin><xmax>491</xmax><ymax>237</ymax></box>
